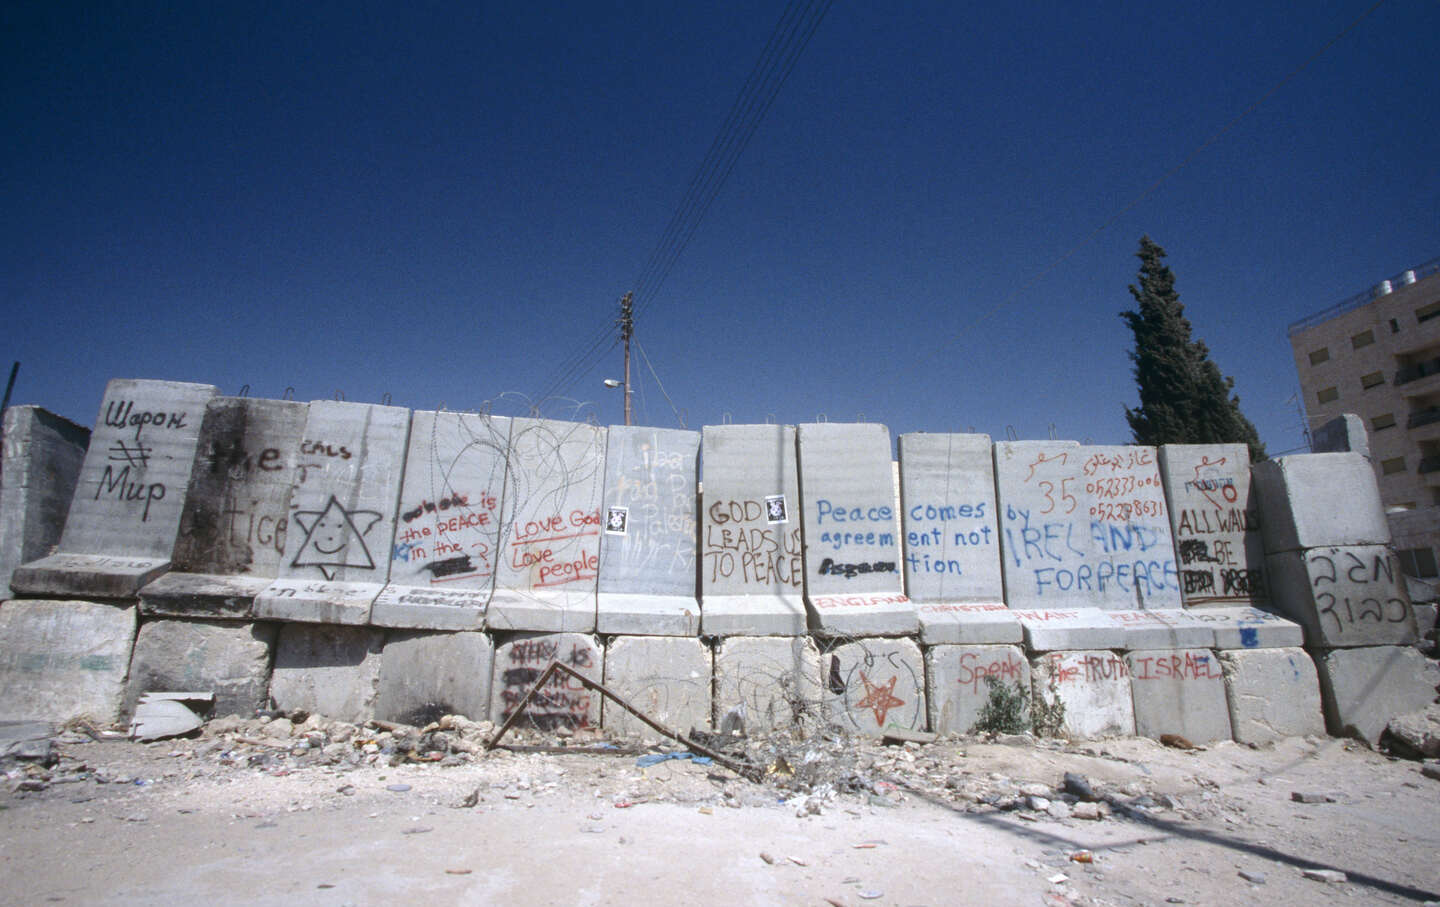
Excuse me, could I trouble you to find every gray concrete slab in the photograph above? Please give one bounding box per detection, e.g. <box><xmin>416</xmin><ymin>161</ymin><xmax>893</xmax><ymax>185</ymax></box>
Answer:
<box><xmin>995</xmin><ymin>442</ymin><xmax>1180</xmax><ymax>610</ymax></box>
<box><xmin>11</xmin><ymin>379</ymin><xmax>217</xmax><ymax>598</ymax></box>
<box><xmin>122</xmin><ymin>618</ymin><xmax>277</xmax><ymax>718</ymax></box>
<box><xmin>1103</xmin><ymin>609</ymin><xmax>1216</xmax><ymax>650</ymax></box>
<box><xmin>916</xmin><ymin>602</ymin><xmax>1023</xmax><ymax>645</ymax></box>
<box><xmin>713</xmin><ymin>636</ymin><xmax>822</xmax><ymax>734</ymax></box>
<box><xmin>822</xmin><ymin>638</ymin><xmax>926</xmax><ymax>736</ymax></box>
<box><xmin>797</xmin><ymin>423</ymin><xmax>915</xmax><ymax>637</ymax></box>
<box><xmin>0</xmin><ymin>599</ymin><xmax>136</xmax><ymax>724</ymax></box>
<box><xmin>1253</xmin><ymin>453</ymin><xmax>1390</xmax><ymax>553</ymax></box>
<box><xmin>601</xmin><ymin>636</ymin><xmax>712</xmax><ymax>741</ymax></box>
<box><xmin>926</xmin><ymin>644</ymin><xmax>1029</xmax><ymax>735</ymax></box>
<box><xmin>1265</xmin><ymin>545</ymin><xmax>1418</xmax><ymax>647</ymax></box>
<box><xmin>253</xmin><ymin>401</ymin><xmax>412</xmax><ymax>625</ymax></box>
<box><xmin>1186</xmin><ymin>606</ymin><xmax>1304</xmax><ymax>649</ymax></box>
<box><xmin>487</xmin><ymin>419</ymin><xmax>606</xmax><ymax>633</ymax></box>
<box><xmin>1315</xmin><ymin>645</ymin><xmax>1440</xmax><ymax>744</ymax></box>
<box><xmin>897</xmin><ymin>432</ymin><xmax>1004</xmax><ymax>605</ymax></box>
<box><xmin>1218</xmin><ymin>648</ymin><xmax>1325</xmax><ymax>744</ymax></box>
<box><xmin>1031</xmin><ymin>650</ymin><xmax>1136</xmax><ymax>739</ymax></box>
<box><xmin>699</xmin><ymin>424</ymin><xmax>805</xmax><ymax>636</ymax></box>
<box><xmin>268</xmin><ymin>623</ymin><xmax>384</xmax><ymax>723</ymax></box>
<box><xmin>597</xmin><ymin>426</ymin><xmax>700</xmax><ymax>635</ymax></box>
<box><xmin>1158</xmin><ymin>444</ymin><xmax>1267</xmax><ymax>606</ymax></box>
<box><xmin>139</xmin><ymin>397</ymin><xmax>307</xmax><ymax>618</ymax></box>
<box><xmin>490</xmin><ymin>633</ymin><xmax>602</xmax><ymax>732</ymax></box>
<box><xmin>376</xmin><ymin>629</ymin><xmax>493</xmax><ymax>724</ymax></box>
<box><xmin>0</xmin><ymin>407</ymin><xmax>88</xmax><ymax>594</ymax></box>
<box><xmin>1125</xmin><ymin>648</ymin><xmax>1232</xmax><ymax>743</ymax></box>
<box><xmin>370</xmin><ymin>411</ymin><xmax>511</xmax><ymax>631</ymax></box>
<box><xmin>1014</xmin><ymin>608</ymin><xmax>1126</xmax><ymax>651</ymax></box>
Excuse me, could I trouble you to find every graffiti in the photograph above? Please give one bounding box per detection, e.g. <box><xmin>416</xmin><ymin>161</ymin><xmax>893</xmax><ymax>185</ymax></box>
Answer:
<box><xmin>107</xmin><ymin>440</ymin><xmax>151</xmax><ymax>468</ymax></box>
<box><xmin>1221</xmin><ymin>568</ymin><xmax>1262</xmax><ymax>595</ymax></box>
<box><xmin>103</xmin><ymin>399</ymin><xmax>187</xmax><ymax>439</ymax></box>
<box><xmin>1047</xmin><ymin>652</ymin><xmax>1128</xmax><ymax>684</ymax></box>
<box><xmin>401</xmin><ymin>492</ymin><xmax>479</xmax><ymax>523</ymax></box>
<box><xmin>765</xmin><ymin>495</ymin><xmax>788</xmax><ymax>523</ymax></box>
<box><xmin>1131</xmin><ymin>651</ymin><xmax>1223</xmax><ymax>681</ymax></box>
<box><xmin>1183</xmin><ymin>570</ymin><xmax>1216</xmax><ymax>594</ymax></box>
<box><xmin>219</xmin><ymin>494</ymin><xmax>287</xmax><ymax>557</ymax></box>
<box><xmin>811</xmin><ymin>593</ymin><xmax>909</xmax><ymax>610</ymax></box>
<box><xmin>1167</xmin><ymin>452</ymin><xmax>1264</xmax><ymax>604</ymax></box>
<box><xmin>854</xmin><ymin>672</ymin><xmax>905</xmax><ymax>726</ymax></box>
<box><xmin>300</xmin><ymin>440</ymin><xmax>352</xmax><ymax>459</ymax></box>
<box><xmin>703</xmin><ymin>516</ymin><xmax>803</xmax><ymax>586</ymax></box>
<box><xmin>830</xmin><ymin>646</ymin><xmax>922</xmax><ymax>733</ymax></box>
<box><xmin>954</xmin><ymin>650</ymin><xmax>1025</xmax><ymax>694</ymax></box>
<box><xmin>93</xmin><ymin>465</ymin><xmax>165</xmax><ymax>521</ymax></box>
<box><xmin>1310</xmin><ymin>550</ymin><xmax>1410</xmax><ymax>634</ymax></box>
<box><xmin>817</xmin><ymin>557</ymin><xmax>896</xmax><ymax>578</ymax></box>
<box><xmin>498</xmin><ymin>638</ymin><xmax>597</xmax><ymax>730</ymax></box>
<box><xmin>289</xmin><ymin>495</ymin><xmax>382</xmax><ymax>580</ymax></box>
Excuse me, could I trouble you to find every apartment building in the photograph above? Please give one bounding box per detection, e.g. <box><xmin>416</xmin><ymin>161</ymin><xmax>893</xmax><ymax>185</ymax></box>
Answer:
<box><xmin>1288</xmin><ymin>256</ymin><xmax>1440</xmax><ymax>577</ymax></box>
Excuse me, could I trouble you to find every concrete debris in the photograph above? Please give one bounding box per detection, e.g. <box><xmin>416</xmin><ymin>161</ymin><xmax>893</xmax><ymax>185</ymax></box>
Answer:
<box><xmin>1382</xmin><ymin>707</ymin><xmax>1440</xmax><ymax>760</ymax></box>
<box><xmin>1302</xmin><ymin>868</ymin><xmax>1347</xmax><ymax>884</ymax></box>
<box><xmin>128</xmin><ymin>693</ymin><xmax>212</xmax><ymax>742</ymax></box>
<box><xmin>1290</xmin><ymin>791</ymin><xmax>1337</xmax><ymax>803</ymax></box>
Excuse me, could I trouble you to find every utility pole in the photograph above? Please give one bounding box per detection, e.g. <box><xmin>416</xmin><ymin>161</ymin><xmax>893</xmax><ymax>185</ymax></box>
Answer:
<box><xmin>619</xmin><ymin>293</ymin><xmax>634</xmax><ymax>426</ymax></box>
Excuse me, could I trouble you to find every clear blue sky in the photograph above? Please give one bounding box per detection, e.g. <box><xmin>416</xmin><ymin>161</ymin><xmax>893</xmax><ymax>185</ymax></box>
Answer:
<box><xmin>5</xmin><ymin>1</ymin><xmax>1437</xmax><ymax>456</ymax></box>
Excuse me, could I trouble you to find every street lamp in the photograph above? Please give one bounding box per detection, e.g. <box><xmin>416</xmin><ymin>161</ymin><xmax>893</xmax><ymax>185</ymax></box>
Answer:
<box><xmin>602</xmin><ymin>378</ymin><xmax>630</xmax><ymax>425</ymax></box>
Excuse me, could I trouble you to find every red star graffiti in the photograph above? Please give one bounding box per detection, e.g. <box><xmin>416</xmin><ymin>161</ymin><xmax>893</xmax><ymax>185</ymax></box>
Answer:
<box><xmin>854</xmin><ymin>671</ymin><xmax>905</xmax><ymax>727</ymax></box>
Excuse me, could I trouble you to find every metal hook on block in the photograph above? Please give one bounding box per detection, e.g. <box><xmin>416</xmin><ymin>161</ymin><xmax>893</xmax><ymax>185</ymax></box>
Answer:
<box><xmin>382</xmin><ymin>392</ymin><xmax>392</xmax><ymax>406</ymax></box>
<box><xmin>283</xmin><ymin>387</ymin><xmax>295</xmax><ymax>400</ymax></box>
<box><xmin>237</xmin><ymin>384</ymin><xmax>250</xmax><ymax>398</ymax></box>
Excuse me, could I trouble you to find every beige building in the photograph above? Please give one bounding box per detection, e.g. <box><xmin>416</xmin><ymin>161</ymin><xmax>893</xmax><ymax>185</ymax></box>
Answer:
<box><xmin>1288</xmin><ymin>256</ymin><xmax>1440</xmax><ymax>577</ymax></box>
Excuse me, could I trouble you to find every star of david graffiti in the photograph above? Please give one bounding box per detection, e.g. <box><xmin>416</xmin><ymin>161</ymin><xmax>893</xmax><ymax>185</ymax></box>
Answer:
<box><xmin>290</xmin><ymin>495</ymin><xmax>383</xmax><ymax>581</ymax></box>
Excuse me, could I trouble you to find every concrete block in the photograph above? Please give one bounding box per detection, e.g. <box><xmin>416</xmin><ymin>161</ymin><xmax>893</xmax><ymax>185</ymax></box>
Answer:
<box><xmin>926</xmin><ymin>644</ymin><xmax>1029</xmax><ymax>735</ymax></box>
<box><xmin>1310</xmin><ymin>413</ymin><xmax>1369</xmax><ymax>458</ymax></box>
<box><xmin>822</xmin><ymin>638</ymin><xmax>926</xmax><ymax>736</ymax></box>
<box><xmin>1159</xmin><ymin>444</ymin><xmax>1267</xmax><ymax>606</ymax></box>
<box><xmin>713</xmin><ymin>636</ymin><xmax>822</xmax><ymax>733</ymax></box>
<box><xmin>1103</xmin><ymin>609</ymin><xmax>1215</xmax><ymax>650</ymax></box>
<box><xmin>11</xmin><ymin>379</ymin><xmax>217</xmax><ymax>598</ymax></box>
<box><xmin>597</xmin><ymin>426</ymin><xmax>700</xmax><ymax>635</ymax></box>
<box><xmin>1031</xmin><ymin>650</ymin><xmax>1136</xmax><ymax>739</ymax></box>
<box><xmin>487</xmin><ymin>419</ymin><xmax>605</xmax><ymax>633</ymax></box>
<box><xmin>916</xmin><ymin>602</ymin><xmax>1022</xmax><ymax>645</ymax></box>
<box><xmin>122</xmin><ymin>619</ymin><xmax>277</xmax><ymax>718</ymax></box>
<box><xmin>602</xmin><ymin>636</ymin><xmax>712</xmax><ymax>741</ymax></box>
<box><xmin>0</xmin><ymin>599</ymin><xmax>136</xmax><ymax>724</ymax></box>
<box><xmin>253</xmin><ymin>401</ymin><xmax>411</xmax><ymax>625</ymax></box>
<box><xmin>0</xmin><ymin>406</ymin><xmax>88</xmax><ymax>594</ymax></box>
<box><xmin>490</xmin><ymin>632</ymin><xmax>602</xmax><ymax>731</ymax></box>
<box><xmin>797</xmin><ymin>423</ymin><xmax>914</xmax><ymax>637</ymax></box>
<box><xmin>1014</xmin><ymin>608</ymin><xmax>1126</xmax><ymax>651</ymax></box>
<box><xmin>268</xmin><ymin>623</ymin><xmax>384</xmax><ymax>723</ymax></box>
<box><xmin>1315</xmin><ymin>645</ymin><xmax>1440</xmax><ymax>744</ymax></box>
<box><xmin>376</xmin><ymin>630</ymin><xmax>494</xmax><ymax>724</ymax></box>
<box><xmin>1218</xmin><ymin>648</ymin><xmax>1325</xmax><ymax>744</ymax></box>
<box><xmin>995</xmin><ymin>442</ymin><xmax>1179</xmax><ymax>610</ymax></box>
<box><xmin>1414</xmin><ymin>602</ymin><xmax>1438</xmax><ymax>635</ymax></box>
<box><xmin>1253</xmin><ymin>453</ymin><xmax>1389</xmax><ymax>552</ymax></box>
<box><xmin>1125</xmin><ymin>649</ymin><xmax>1232</xmax><ymax>743</ymax></box>
<box><xmin>371</xmin><ymin>411</ymin><xmax>510</xmax><ymax>630</ymax></box>
<box><xmin>140</xmin><ymin>397</ymin><xmax>308</xmax><ymax>618</ymax></box>
<box><xmin>1266</xmin><ymin>546</ymin><xmax>1417</xmax><ymax>647</ymax></box>
<box><xmin>897</xmin><ymin>432</ymin><xmax>1003</xmax><ymax>607</ymax></box>
<box><xmin>1187</xmin><ymin>606</ymin><xmax>1304</xmax><ymax>649</ymax></box>
<box><xmin>699</xmin><ymin>425</ymin><xmax>805</xmax><ymax>636</ymax></box>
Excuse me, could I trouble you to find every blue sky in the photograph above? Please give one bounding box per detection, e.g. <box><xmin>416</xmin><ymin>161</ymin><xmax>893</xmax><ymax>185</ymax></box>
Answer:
<box><xmin>5</xmin><ymin>1</ymin><xmax>1437</xmax><ymax>456</ymax></box>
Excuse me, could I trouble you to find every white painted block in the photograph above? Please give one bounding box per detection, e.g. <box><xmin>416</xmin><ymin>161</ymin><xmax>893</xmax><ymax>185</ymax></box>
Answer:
<box><xmin>1253</xmin><ymin>453</ymin><xmax>1389</xmax><ymax>552</ymax></box>
<box><xmin>822</xmin><ymin>638</ymin><xmax>926</xmax><ymax>736</ymax></box>
<box><xmin>1219</xmin><ymin>648</ymin><xmax>1324</xmax><ymax>744</ymax></box>
<box><xmin>1266</xmin><ymin>546</ymin><xmax>1417</xmax><ymax>647</ymax></box>
<box><xmin>602</xmin><ymin>636</ymin><xmax>712</xmax><ymax>741</ymax></box>
<box><xmin>1158</xmin><ymin>444</ymin><xmax>1266</xmax><ymax>606</ymax></box>
<box><xmin>1031</xmin><ymin>650</ymin><xmax>1135</xmax><ymax>739</ymax></box>
<box><xmin>490</xmin><ymin>633</ymin><xmax>602</xmax><ymax>732</ymax></box>
<box><xmin>916</xmin><ymin>601</ymin><xmax>1022</xmax><ymax>645</ymax></box>
<box><xmin>1315</xmin><ymin>645</ymin><xmax>1440</xmax><ymax>744</ymax></box>
<box><xmin>1014</xmin><ymin>608</ymin><xmax>1126</xmax><ymax>651</ymax></box>
<box><xmin>926</xmin><ymin>644</ymin><xmax>1029</xmax><ymax>734</ymax></box>
<box><xmin>1125</xmin><ymin>648</ymin><xmax>1231</xmax><ymax>743</ymax></box>
<box><xmin>0</xmin><ymin>600</ymin><xmax>135</xmax><ymax>724</ymax></box>
<box><xmin>713</xmin><ymin>636</ymin><xmax>822</xmax><ymax>733</ymax></box>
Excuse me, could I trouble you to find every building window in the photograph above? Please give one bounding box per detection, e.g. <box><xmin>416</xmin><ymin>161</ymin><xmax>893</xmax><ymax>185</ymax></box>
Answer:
<box><xmin>1418</xmin><ymin>301</ymin><xmax>1440</xmax><ymax>324</ymax></box>
<box><xmin>1397</xmin><ymin>547</ymin><xmax>1439</xmax><ymax>579</ymax></box>
<box><xmin>1317</xmin><ymin>386</ymin><xmax>1339</xmax><ymax>404</ymax></box>
<box><xmin>1308</xmin><ymin>348</ymin><xmax>1330</xmax><ymax>365</ymax></box>
<box><xmin>1381</xmin><ymin>456</ymin><xmax>1406</xmax><ymax>475</ymax></box>
<box><xmin>1391</xmin><ymin>318</ymin><xmax>1401</xmax><ymax>333</ymax></box>
<box><xmin>1361</xmin><ymin>371</ymin><xmax>1386</xmax><ymax>389</ymax></box>
<box><xmin>1352</xmin><ymin>330</ymin><xmax>1375</xmax><ymax>349</ymax></box>
<box><xmin>1371</xmin><ymin>412</ymin><xmax>1397</xmax><ymax>430</ymax></box>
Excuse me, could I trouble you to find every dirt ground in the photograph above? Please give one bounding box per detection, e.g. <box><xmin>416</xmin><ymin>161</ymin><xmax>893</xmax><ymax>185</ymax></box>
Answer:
<box><xmin>2</xmin><ymin>720</ymin><xmax>1438</xmax><ymax>907</ymax></box>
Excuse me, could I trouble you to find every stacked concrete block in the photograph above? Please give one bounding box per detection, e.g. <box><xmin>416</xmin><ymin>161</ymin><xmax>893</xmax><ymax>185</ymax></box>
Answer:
<box><xmin>1158</xmin><ymin>444</ymin><xmax>1266</xmax><ymax>606</ymax></box>
<box><xmin>926</xmin><ymin>644</ymin><xmax>1029</xmax><ymax>734</ymax></box>
<box><xmin>0</xmin><ymin>406</ymin><xmax>89</xmax><ymax>594</ymax></box>
<box><xmin>596</xmin><ymin>426</ymin><xmax>701</xmax><ymax>635</ymax></box>
<box><xmin>12</xmin><ymin>379</ymin><xmax>217</xmax><ymax>598</ymax></box>
<box><xmin>268</xmin><ymin>623</ymin><xmax>384</xmax><ymax>723</ymax></box>
<box><xmin>699</xmin><ymin>425</ymin><xmax>806</xmax><ymax>636</ymax></box>
<box><xmin>1187</xmin><ymin>606</ymin><xmax>1304</xmax><ymax>650</ymax></box>
<box><xmin>487</xmin><ymin>418</ymin><xmax>606</xmax><ymax>633</ymax></box>
<box><xmin>1218</xmin><ymin>648</ymin><xmax>1325</xmax><ymax>744</ymax></box>
<box><xmin>1253</xmin><ymin>453</ymin><xmax>1390</xmax><ymax>553</ymax></box>
<box><xmin>1266</xmin><ymin>546</ymin><xmax>1417</xmax><ymax>647</ymax></box>
<box><xmin>490</xmin><ymin>632</ymin><xmax>602</xmax><ymax>731</ymax></box>
<box><xmin>122</xmin><ymin>619</ymin><xmax>278</xmax><ymax>718</ymax></box>
<box><xmin>601</xmin><ymin>636</ymin><xmax>712</xmax><ymax>740</ymax></box>
<box><xmin>253</xmin><ymin>401</ymin><xmax>412</xmax><ymax>625</ymax></box>
<box><xmin>822</xmin><ymin>638</ymin><xmax>926</xmax><ymax>736</ymax></box>
<box><xmin>376</xmin><ymin>630</ymin><xmax>494</xmax><ymax>724</ymax></box>
<box><xmin>713</xmin><ymin>636</ymin><xmax>822</xmax><ymax>733</ymax></box>
<box><xmin>897</xmin><ymin>433</ymin><xmax>1017</xmax><ymax>645</ymax></box>
<box><xmin>1125</xmin><ymin>648</ymin><xmax>1232</xmax><ymax>743</ymax></box>
<box><xmin>1314</xmin><ymin>646</ymin><xmax>1440</xmax><ymax>744</ymax></box>
<box><xmin>139</xmin><ymin>397</ymin><xmax>307</xmax><ymax>618</ymax></box>
<box><xmin>370</xmin><ymin>411</ymin><xmax>510</xmax><ymax>631</ymax></box>
<box><xmin>995</xmin><ymin>442</ymin><xmax>1179</xmax><ymax>611</ymax></box>
<box><xmin>1031</xmin><ymin>650</ymin><xmax>1136</xmax><ymax>739</ymax></box>
<box><xmin>0</xmin><ymin>599</ymin><xmax>137</xmax><ymax>724</ymax></box>
<box><xmin>1013</xmin><ymin>608</ymin><xmax>1125</xmax><ymax>651</ymax></box>
<box><xmin>1102</xmin><ymin>609</ymin><xmax>1215</xmax><ymax>650</ymax></box>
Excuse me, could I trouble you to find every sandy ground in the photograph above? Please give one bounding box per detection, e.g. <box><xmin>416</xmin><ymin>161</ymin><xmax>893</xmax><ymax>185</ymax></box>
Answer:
<box><xmin>2</xmin><ymin>726</ymin><xmax>1438</xmax><ymax>906</ymax></box>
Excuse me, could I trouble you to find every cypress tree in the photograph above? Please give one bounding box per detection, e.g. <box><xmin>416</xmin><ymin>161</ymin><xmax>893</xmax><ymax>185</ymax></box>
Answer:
<box><xmin>1121</xmin><ymin>236</ymin><xmax>1266</xmax><ymax>461</ymax></box>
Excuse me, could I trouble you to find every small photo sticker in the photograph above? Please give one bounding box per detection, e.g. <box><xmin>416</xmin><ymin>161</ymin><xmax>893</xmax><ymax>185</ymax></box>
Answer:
<box><xmin>605</xmin><ymin>506</ymin><xmax>629</xmax><ymax>535</ymax></box>
<box><xmin>764</xmin><ymin>494</ymin><xmax>788</xmax><ymax>524</ymax></box>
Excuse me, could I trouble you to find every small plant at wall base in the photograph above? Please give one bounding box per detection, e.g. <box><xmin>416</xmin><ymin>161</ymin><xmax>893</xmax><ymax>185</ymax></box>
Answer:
<box><xmin>1031</xmin><ymin>679</ymin><xmax>1067</xmax><ymax>738</ymax></box>
<box><xmin>1121</xmin><ymin>236</ymin><xmax>1267</xmax><ymax>462</ymax></box>
<box><xmin>970</xmin><ymin>675</ymin><xmax>1030</xmax><ymax>735</ymax></box>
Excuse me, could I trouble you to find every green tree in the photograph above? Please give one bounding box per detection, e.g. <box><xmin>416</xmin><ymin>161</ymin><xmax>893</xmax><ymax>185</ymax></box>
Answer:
<box><xmin>1121</xmin><ymin>236</ymin><xmax>1266</xmax><ymax>461</ymax></box>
